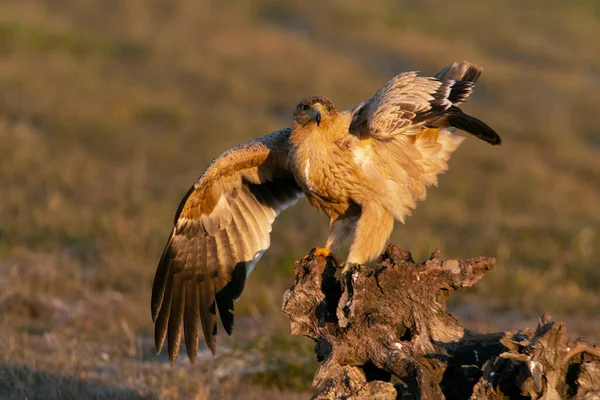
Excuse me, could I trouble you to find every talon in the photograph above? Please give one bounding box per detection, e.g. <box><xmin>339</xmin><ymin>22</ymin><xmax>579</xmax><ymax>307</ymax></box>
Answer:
<box><xmin>311</xmin><ymin>247</ymin><xmax>331</xmax><ymax>258</ymax></box>
<box><xmin>304</xmin><ymin>247</ymin><xmax>343</xmax><ymax>266</ymax></box>
<box><xmin>341</xmin><ymin>262</ymin><xmax>363</xmax><ymax>274</ymax></box>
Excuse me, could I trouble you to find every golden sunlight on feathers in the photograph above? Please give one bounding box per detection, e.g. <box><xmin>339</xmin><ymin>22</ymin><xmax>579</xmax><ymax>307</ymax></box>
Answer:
<box><xmin>151</xmin><ymin>61</ymin><xmax>501</xmax><ymax>363</ymax></box>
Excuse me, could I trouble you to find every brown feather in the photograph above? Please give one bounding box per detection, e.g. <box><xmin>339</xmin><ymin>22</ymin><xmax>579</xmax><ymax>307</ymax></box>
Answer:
<box><xmin>204</xmin><ymin>234</ymin><xmax>219</xmax><ymax>278</ymax></box>
<box><xmin>151</xmin><ymin>229</ymin><xmax>174</xmax><ymax>321</ymax></box>
<box><xmin>224</xmin><ymin>211</ymin><xmax>245</xmax><ymax>262</ymax></box>
<box><xmin>194</xmin><ymin>234</ymin><xmax>207</xmax><ymax>282</ymax></box>
<box><xmin>154</xmin><ymin>271</ymin><xmax>174</xmax><ymax>354</ymax></box>
<box><xmin>215</xmin><ymin>228</ymin><xmax>235</xmax><ymax>274</ymax></box>
<box><xmin>229</xmin><ymin>200</ymin><xmax>255</xmax><ymax>259</ymax></box>
<box><xmin>238</xmin><ymin>190</ymin><xmax>270</xmax><ymax>247</ymax></box>
<box><xmin>183</xmin><ymin>281</ymin><xmax>200</xmax><ymax>364</ymax></box>
<box><xmin>199</xmin><ymin>278</ymin><xmax>217</xmax><ymax>354</ymax></box>
<box><xmin>167</xmin><ymin>274</ymin><xmax>185</xmax><ymax>365</ymax></box>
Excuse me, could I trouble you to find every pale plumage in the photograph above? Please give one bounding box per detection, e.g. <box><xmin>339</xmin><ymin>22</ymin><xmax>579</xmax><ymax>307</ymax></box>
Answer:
<box><xmin>151</xmin><ymin>61</ymin><xmax>501</xmax><ymax>363</ymax></box>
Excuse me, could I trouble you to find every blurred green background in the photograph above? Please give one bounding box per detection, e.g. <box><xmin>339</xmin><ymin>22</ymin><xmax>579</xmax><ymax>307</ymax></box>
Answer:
<box><xmin>1</xmin><ymin>1</ymin><xmax>599</xmax><ymax>398</ymax></box>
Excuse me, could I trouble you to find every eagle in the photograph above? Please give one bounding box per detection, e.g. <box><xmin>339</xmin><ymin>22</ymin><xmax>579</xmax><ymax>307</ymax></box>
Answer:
<box><xmin>151</xmin><ymin>61</ymin><xmax>501</xmax><ymax>364</ymax></box>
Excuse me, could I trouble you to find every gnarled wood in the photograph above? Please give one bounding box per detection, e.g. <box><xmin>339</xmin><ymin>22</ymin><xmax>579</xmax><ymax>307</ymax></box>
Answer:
<box><xmin>282</xmin><ymin>244</ymin><xmax>600</xmax><ymax>399</ymax></box>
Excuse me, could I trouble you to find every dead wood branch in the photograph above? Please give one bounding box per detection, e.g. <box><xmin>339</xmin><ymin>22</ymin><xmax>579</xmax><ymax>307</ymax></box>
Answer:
<box><xmin>282</xmin><ymin>244</ymin><xmax>600</xmax><ymax>399</ymax></box>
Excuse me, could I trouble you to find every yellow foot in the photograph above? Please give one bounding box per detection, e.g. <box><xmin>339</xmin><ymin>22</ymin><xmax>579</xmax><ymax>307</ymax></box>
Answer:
<box><xmin>311</xmin><ymin>247</ymin><xmax>331</xmax><ymax>257</ymax></box>
<box><xmin>302</xmin><ymin>248</ymin><xmax>344</xmax><ymax>267</ymax></box>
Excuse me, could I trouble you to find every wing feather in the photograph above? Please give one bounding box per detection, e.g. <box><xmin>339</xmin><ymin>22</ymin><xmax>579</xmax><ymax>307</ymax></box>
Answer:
<box><xmin>205</xmin><ymin>234</ymin><xmax>219</xmax><ymax>278</ymax></box>
<box><xmin>253</xmin><ymin>184</ymin><xmax>281</xmax><ymax>210</ymax></box>
<box><xmin>195</xmin><ymin>235</ymin><xmax>206</xmax><ymax>281</ymax></box>
<box><xmin>167</xmin><ymin>275</ymin><xmax>185</xmax><ymax>365</ymax></box>
<box><xmin>215</xmin><ymin>276</ymin><xmax>235</xmax><ymax>335</ymax></box>
<box><xmin>215</xmin><ymin>228</ymin><xmax>234</xmax><ymax>274</ymax></box>
<box><xmin>347</xmin><ymin>61</ymin><xmax>499</xmax><ymax>145</ymax></box>
<box><xmin>224</xmin><ymin>211</ymin><xmax>245</xmax><ymax>263</ymax></box>
<box><xmin>151</xmin><ymin>128</ymin><xmax>303</xmax><ymax>363</ymax></box>
<box><xmin>198</xmin><ymin>278</ymin><xmax>217</xmax><ymax>354</ymax></box>
<box><xmin>343</xmin><ymin>62</ymin><xmax>500</xmax><ymax>221</ymax></box>
<box><xmin>348</xmin><ymin>71</ymin><xmax>470</xmax><ymax>139</ymax></box>
<box><xmin>154</xmin><ymin>271</ymin><xmax>174</xmax><ymax>354</ymax></box>
<box><xmin>238</xmin><ymin>189</ymin><xmax>270</xmax><ymax>249</ymax></box>
<box><xmin>183</xmin><ymin>280</ymin><xmax>200</xmax><ymax>363</ymax></box>
<box><xmin>151</xmin><ymin>231</ymin><xmax>174</xmax><ymax>319</ymax></box>
<box><xmin>229</xmin><ymin>200</ymin><xmax>257</xmax><ymax>259</ymax></box>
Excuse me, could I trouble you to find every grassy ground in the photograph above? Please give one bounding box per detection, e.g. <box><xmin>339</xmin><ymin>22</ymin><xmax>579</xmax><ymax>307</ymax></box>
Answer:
<box><xmin>1</xmin><ymin>0</ymin><xmax>599</xmax><ymax>398</ymax></box>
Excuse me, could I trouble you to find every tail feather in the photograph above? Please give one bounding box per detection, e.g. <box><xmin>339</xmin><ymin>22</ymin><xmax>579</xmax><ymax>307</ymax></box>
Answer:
<box><xmin>446</xmin><ymin>80</ymin><xmax>474</xmax><ymax>105</ymax></box>
<box><xmin>436</xmin><ymin>61</ymin><xmax>483</xmax><ymax>83</ymax></box>
<box><xmin>434</xmin><ymin>62</ymin><xmax>500</xmax><ymax>146</ymax></box>
<box><xmin>442</xmin><ymin>106</ymin><xmax>501</xmax><ymax>146</ymax></box>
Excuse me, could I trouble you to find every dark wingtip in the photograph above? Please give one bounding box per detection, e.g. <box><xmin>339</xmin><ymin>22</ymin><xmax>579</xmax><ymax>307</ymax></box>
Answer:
<box><xmin>197</xmin><ymin>278</ymin><xmax>219</xmax><ymax>358</ymax></box>
<box><xmin>207</xmin><ymin>319</ymin><xmax>218</xmax><ymax>355</ymax></box>
<box><xmin>186</xmin><ymin>346</ymin><xmax>198</xmax><ymax>364</ymax></box>
<box><xmin>489</xmin><ymin>135</ymin><xmax>502</xmax><ymax>146</ymax></box>
<box><xmin>155</xmin><ymin>333</ymin><xmax>164</xmax><ymax>356</ymax></box>
<box><xmin>155</xmin><ymin>326</ymin><xmax>164</xmax><ymax>354</ymax></box>
<box><xmin>443</xmin><ymin>107</ymin><xmax>502</xmax><ymax>146</ymax></box>
<box><xmin>480</xmin><ymin>124</ymin><xmax>502</xmax><ymax>146</ymax></box>
<box><xmin>216</xmin><ymin>280</ymin><xmax>236</xmax><ymax>336</ymax></box>
<box><xmin>168</xmin><ymin>336</ymin><xmax>180</xmax><ymax>366</ymax></box>
<box><xmin>151</xmin><ymin>230</ymin><xmax>176</xmax><ymax>322</ymax></box>
<box><xmin>154</xmin><ymin>272</ymin><xmax>174</xmax><ymax>358</ymax></box>
<box><xmin>151</xmin><ymin>304</ymin><xmax>159</xmax><ymax>323</ymax></box>
<box><xmin>436</xmin><ymin>61</ymin><xmax>483</xmax><ymax>83</ymax></box>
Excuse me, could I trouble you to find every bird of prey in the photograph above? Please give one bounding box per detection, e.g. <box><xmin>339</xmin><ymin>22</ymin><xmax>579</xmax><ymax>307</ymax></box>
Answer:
<box><xmin>151</xmin><ymin>61</ymin><xmax>501</xmax><ymax>364</ymax></box>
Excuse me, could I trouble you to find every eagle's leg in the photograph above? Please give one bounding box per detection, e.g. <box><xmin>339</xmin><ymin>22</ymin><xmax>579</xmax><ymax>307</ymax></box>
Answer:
<box><xmin>346</xmin><ymin>203</ymin><xmax>394</xmax><ymax>266</ymax></box>
<box><xmin>326</xmin><ymin>213</ymin><xmax>359</xmax><ymax>252</ymax></box>
<box><xmin>320</xmin><ymin>211</ymin><xmax>359</xmax><ymax>267</ymax></box>
<box><xmin>301</xmin><ymin>211</ymin><xmax>358</xmax><ymax>264</ymax></box>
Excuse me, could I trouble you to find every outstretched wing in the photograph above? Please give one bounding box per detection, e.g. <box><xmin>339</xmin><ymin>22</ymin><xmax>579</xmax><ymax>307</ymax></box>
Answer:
<box><xmin>340</xmin><ymin>62</ymin><xmax>501</xmax><ymax>223</ymax></box>
<box><xmin>151</xmin><ymin>128</ymin><xmax>303</xmax><ymax>364</ymax></box>
<box><xmin>348</xmin><ymin>62</ymin><xmax>500</xmax><ymax>145</ymax></box>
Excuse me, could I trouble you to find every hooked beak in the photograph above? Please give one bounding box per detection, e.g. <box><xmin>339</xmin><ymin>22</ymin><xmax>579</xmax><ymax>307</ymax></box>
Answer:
<box><xmin>312</xmin><ymin>103</ymin><xmax>327</xmax><ymax>127</ymax></box>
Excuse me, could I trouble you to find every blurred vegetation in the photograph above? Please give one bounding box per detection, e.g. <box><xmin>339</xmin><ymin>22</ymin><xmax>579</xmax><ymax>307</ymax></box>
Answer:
<box><xmin>0</xmin><ymin>0</ymin><xmax>598</xmax><ymax>398</ymax></box>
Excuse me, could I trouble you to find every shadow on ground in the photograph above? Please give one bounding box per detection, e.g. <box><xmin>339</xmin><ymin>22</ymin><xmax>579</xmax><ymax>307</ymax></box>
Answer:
<box><xmin>0</xmin><ymin>363</ymin><xmax>156</xmax><ymax>400</ymax></box>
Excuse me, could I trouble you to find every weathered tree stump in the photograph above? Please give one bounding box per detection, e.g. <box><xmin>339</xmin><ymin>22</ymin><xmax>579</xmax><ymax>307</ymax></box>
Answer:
<box><xmin>282</xmin><ymin>244</ymin><xmax>600</xmax><ymax>399</ymax></box>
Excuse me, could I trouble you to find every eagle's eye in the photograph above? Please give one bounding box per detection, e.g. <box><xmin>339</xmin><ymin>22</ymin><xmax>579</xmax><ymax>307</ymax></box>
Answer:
<box><xmin>326</xmin><ymin>105</ymin><xmax>332</xmax><ymax>112</ymax></box>
<box><xmin>301</xmin><ymin>104</ymin><xmax>310</xmax><ymax>111</ymax></box>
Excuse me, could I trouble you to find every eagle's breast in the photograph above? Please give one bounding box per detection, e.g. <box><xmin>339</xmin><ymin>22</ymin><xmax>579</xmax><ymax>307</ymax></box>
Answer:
<box><xmin>303</xmin><ymin>158</ymin><xmax>318</xmax><ymax>193</ymax></box>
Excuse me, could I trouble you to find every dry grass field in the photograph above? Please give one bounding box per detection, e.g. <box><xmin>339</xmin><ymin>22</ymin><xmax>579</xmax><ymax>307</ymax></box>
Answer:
<box><xmin>1</xmin><ymin>0</ymin><xmax>599</xmax><ymax>398</ymax></box>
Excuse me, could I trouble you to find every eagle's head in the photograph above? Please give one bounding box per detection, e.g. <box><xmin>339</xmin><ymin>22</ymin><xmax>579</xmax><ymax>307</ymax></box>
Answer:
<box><xmin>293</xmin><ymin>96</ymin><xmax>338</xmax><ymax>128</ymax></box>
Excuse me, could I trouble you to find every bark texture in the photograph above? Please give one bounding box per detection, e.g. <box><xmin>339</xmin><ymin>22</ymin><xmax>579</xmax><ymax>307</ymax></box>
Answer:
<box><xmin>282</xmin><ymin>244</ymin><xmax>600</xmax><ymax>399</ymax></box>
